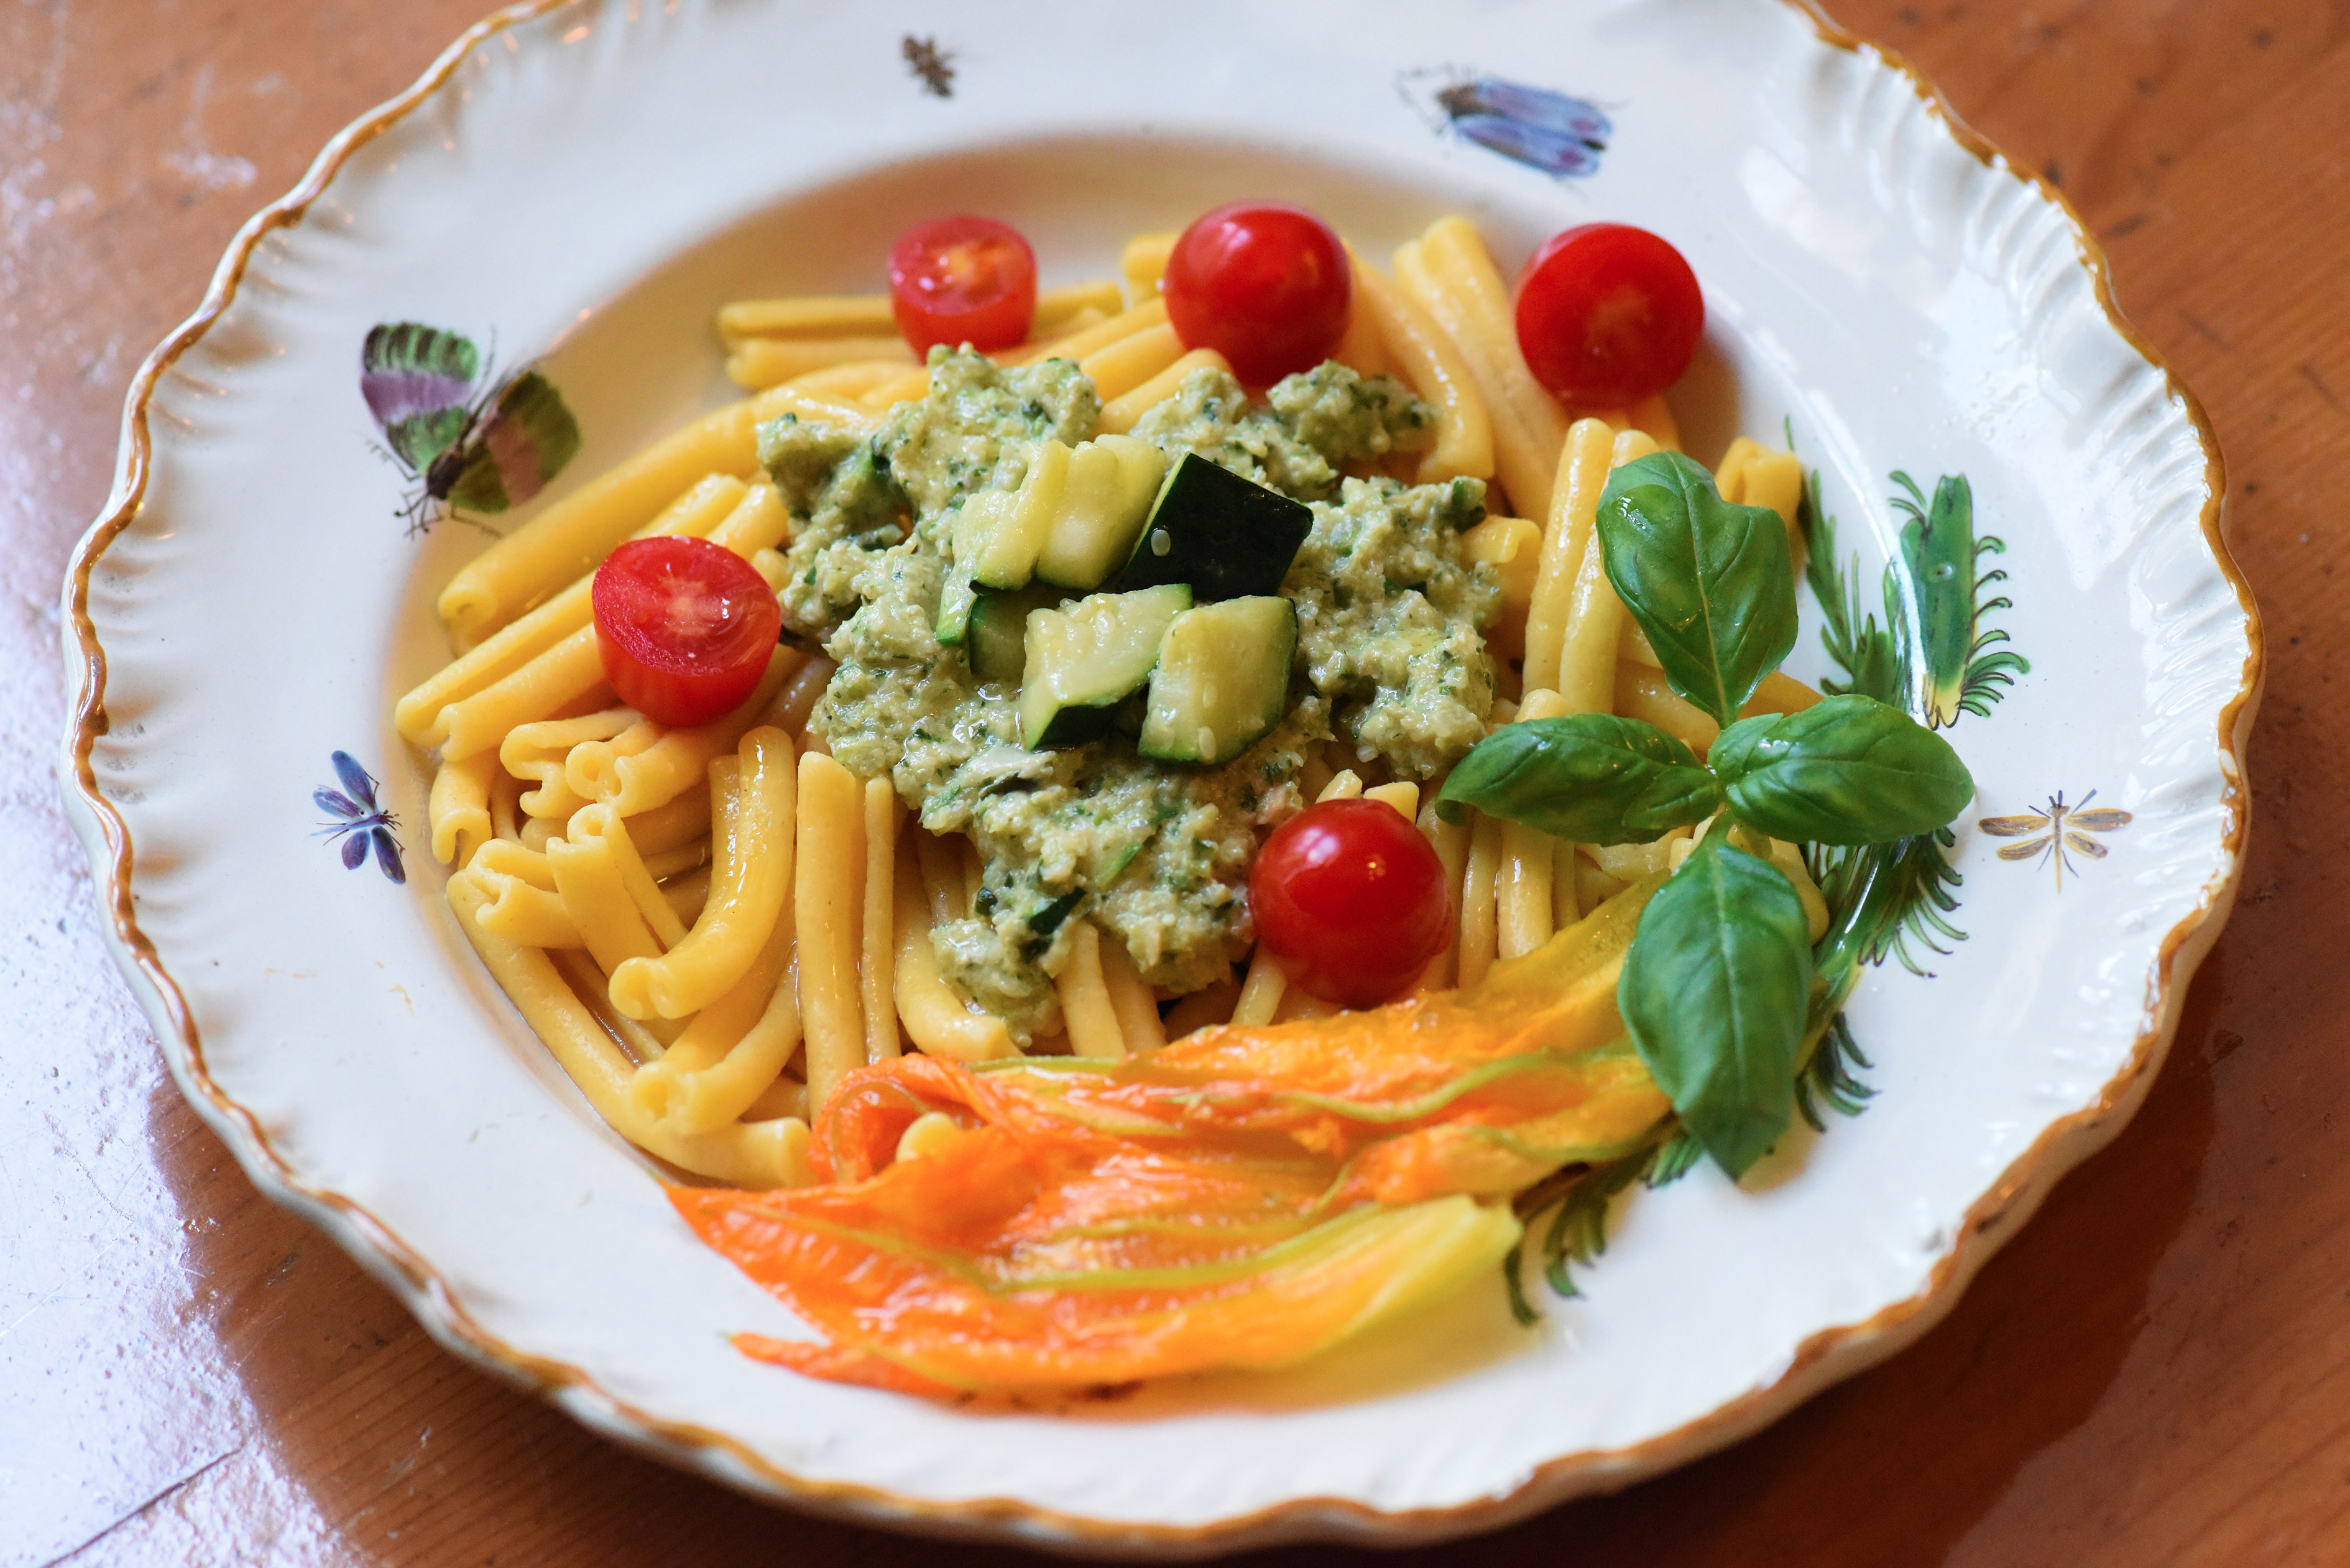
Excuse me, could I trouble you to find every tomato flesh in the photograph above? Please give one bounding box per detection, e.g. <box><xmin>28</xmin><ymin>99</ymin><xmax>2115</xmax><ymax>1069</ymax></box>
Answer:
<box><xmin>592</xmin><ymin>536</ymin><xmax>781</xmax><ymax>727</ymax></box>
<box><xmin>1513</xmin><ymin>223</ymin><xmax>1703</xmax><ymax>408</ymax></box>
<box><xmin>1163</xmin><ymin>202</ymin><xmax>1352</xmax><ymax>385</ymax></box>
<box><xmin>888</xmin><ymin>214</ymin><xmax>1038</xmax><ymax>356</ymax></box>
<box><xmin>1250</xmin><ymin>800</ymin><xmax>1452</xmax><ymax>1008</ymax></box>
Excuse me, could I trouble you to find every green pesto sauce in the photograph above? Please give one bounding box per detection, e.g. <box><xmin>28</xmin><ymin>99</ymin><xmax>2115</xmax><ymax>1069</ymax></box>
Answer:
<box><xmin>777</xmin><ymin>348</ymin><xmax>1495</xmax><ymax>1040</ymax></box>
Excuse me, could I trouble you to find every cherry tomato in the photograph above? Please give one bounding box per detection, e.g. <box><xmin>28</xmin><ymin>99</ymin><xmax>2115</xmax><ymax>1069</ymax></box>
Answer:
<box><xmin>1162</xmin><ymin>202</ymin><xmax>1353</xmax><ymax>385</ymax></box>
<box><xmin>888</xmin><ymin>214</ymin><xmax>1038</xmax><ymax>356</ymax></box>
<box><xmin>592</xmin><ymin>536</ymin><xmax>781</xmax><ymax>727</ymax></box>
<box><xmin>1513</xmin><ymin>223</ymin><xmax>1703</xmax><ymax>408</ymax></box>
<box><xmin>1250</xmin><ymin>799</ymin><xmax>1452</xmax><ymax>1008</ymax></box>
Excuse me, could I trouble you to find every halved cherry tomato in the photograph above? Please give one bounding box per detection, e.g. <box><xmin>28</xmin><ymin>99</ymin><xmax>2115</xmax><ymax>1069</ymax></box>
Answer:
<box><xmin>1250</xmin><ymin>799</ymin><xmax>1452</xmax><ymax>1008</ymax></box>
<box><xmin>888</xmin><ymin>214</ymin><xmax>1038</xmax><ymax>356</ymax></box>
<box><xmin>1162</xmin><ymin>202</ymin><xmax>1352</xmax><ymax>385</ymax></box>
<box><xmin>592</xmin><ymin>536</ymin><xmax>780</xmax><ymax>727</ymax></box>
<box><xmin>1513</xmin><ymin>223</ymin><xmax>1703</xmax><ymax>408</ymax></box>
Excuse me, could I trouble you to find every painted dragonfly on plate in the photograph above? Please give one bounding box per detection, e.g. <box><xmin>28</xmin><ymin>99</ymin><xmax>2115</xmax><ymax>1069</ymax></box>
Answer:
<box><xmin>1978</xmin><ymin>790</ymin><xmax>2131</xmax><ymax>889</ymax></box>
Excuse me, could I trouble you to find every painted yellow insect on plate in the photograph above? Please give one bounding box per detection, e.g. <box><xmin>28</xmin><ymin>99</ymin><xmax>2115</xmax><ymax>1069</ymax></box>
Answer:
<box><xmin>1979</xmin><ymin>790</ymin><xmax>2132</xmax><ymax>888</ymax></box>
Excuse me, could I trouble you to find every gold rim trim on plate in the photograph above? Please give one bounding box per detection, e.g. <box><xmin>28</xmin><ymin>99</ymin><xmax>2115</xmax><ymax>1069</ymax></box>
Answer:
<box><xmin>58</xmin><ymin>0</ymin><xmax>2264</xmax><ymax>1549</ymax></box>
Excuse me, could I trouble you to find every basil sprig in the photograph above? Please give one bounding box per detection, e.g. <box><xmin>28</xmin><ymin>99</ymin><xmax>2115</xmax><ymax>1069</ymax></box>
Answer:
<box><xmin>1617</xmin><ymin>832</ymin><xmax>1814</xmax><ymax>1178</ymax></box>
<box><xmin>1440</xmin><ymin>458</ymin><xmax>1976</xmax><ymax>1178</ymax></box>
<box><xmin>1598</xmin><ymin>452</ymin><xmax>1798</xmax><ymax>727</ymax></box>
<box><xmin>1710</xmin><ymin>696</ymin><xmax>1975</xmax><ymax>844</ymax></box>
<box><xmin>1434</xmin><ymin>714</ymin><xmax>1720</xmax><ymax>844</ymax></box>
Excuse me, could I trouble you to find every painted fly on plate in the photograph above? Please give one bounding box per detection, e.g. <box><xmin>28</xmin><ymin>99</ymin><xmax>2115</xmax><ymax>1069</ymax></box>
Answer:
<box><xmin>1978</xmin><ymin>790</ymin><xmax>2131</xmax><ymax>889</ymax></box>
<box><xmin>316</xmin><ymin>750</ymin><xmax>405</xmax><ymax>885</ymax></box>
<box><xmin>901</xmin><ymin>34</ymin><xmax>954</xmax><ymax>97</ymax></box>
<box><xmin>1399</xmin><ymin>70</ymin><xmax>1612</xmax><ymax>178</ymax></box>
<box><xmin>361</xmin><ymin>322</ymin><xmax>580</xmax><ymax>535</ymax></box>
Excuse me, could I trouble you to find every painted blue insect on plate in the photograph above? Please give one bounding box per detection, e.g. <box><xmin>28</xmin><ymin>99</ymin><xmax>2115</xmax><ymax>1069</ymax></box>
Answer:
<box><xmin>1401</xmin><ymin>70</ymin><xmax>1611</xmax><ymax>178</ymax></box>
<box><xmin>316</xmin><ymin>750</ymin><xmax>405</xmax><ymax>885</ymax></box>
<box><xmin>362</xmin><ymin>323</ymin><xmax>581</xmax><ymax>535</ymax></box>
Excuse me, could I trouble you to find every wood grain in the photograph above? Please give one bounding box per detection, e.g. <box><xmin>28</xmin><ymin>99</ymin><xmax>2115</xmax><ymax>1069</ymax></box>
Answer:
<box><xmin>4</xmin><ymin>1</ymin><xmax>2341</xmax><ymax>1562</ymax></box>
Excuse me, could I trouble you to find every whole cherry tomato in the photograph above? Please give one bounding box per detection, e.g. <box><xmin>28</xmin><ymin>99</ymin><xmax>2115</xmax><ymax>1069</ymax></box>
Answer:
<box><xmin>1513</xmin><ymin>223</ymin><xmax>1703</xmax><ymax>408</ymax></box>
<box><xmin>888</xmin><ymin>214</ymin><xmax>1038</xmax><ymax>356</ymax></box>
<box><xmin>1250</xmin><ymin>799</ymin><xmax>1452</xmax><ymax>1008</ymax></box>
<box><xmin>1162</xmin><ymin>202</ymin><xmax>1353</xmax><ymax>385</ymax></box>
<box><xmin>592</xmin><ymin>536</ymin><xmax>781</xmax><ymax>727</ymax></box>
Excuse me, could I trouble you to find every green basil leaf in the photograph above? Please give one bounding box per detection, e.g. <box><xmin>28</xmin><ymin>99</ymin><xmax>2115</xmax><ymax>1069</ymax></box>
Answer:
<box><xmin>1712</xmin><ymin>694</ymin><xmax>1975</xmax><ymax>845</ymax></box>
<box><xmin>1618</xmin><ymin>836</ymin><xmax>1813</xmax><ymax>1178</ymax></box>
<box><xmin>1597</xmin><ymin>452</ymin><xmax>1799</xmax><ymax>728</ymax></box>
<box><xmin>1435</xmin><ymin>715</ymin><xmax>1723</xmax><ymax>844</ymax></box>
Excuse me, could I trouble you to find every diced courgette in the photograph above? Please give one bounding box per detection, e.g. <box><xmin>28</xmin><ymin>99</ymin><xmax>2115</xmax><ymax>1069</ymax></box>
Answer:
<box><xmin>1018</xmin><ymin>584</ymin><xmax>1194</xmax><ymax>749</ymax></box>
<box><xmin>1108</xmin><ymin>453</ymin><xmax>1314</xmax><ymax>602</ymax></box>
<box><xmin>941</xmin><ymin>438</ymin><xmax>1177</xmax><ymax>645</ymax></box>
<box><xmin>1034</xmin><ymin>435</ymin><xmax>1169</xmax><ymax>591</ymax></box>
<box><xmin>966</xmin><ymin>583</ymin><xmax>1066</xmax><ymax>684</ymax></box>
<box><xmin>1138</xmin><ymin>596</ymin><xmax>1296</xmax><ymax>765</ymax></box>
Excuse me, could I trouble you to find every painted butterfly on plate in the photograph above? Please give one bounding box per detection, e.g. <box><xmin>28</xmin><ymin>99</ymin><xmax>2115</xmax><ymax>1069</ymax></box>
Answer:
<box><xmin>361</xmin><ymin>322</ymin><xmax>581</xmax><ymax>535</ymax></box>
<box><xmin>1403</xmin><ymin>71</ymin><xmax>1613</xmax><ymax>178</ymax></box>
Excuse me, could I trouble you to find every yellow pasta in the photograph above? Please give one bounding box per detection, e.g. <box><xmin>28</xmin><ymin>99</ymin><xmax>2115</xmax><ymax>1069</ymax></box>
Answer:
<box><xmin>794</xmin><ymin>750</ymin><xmax>866</xmax><ymax>1112</ymax></box>
<box><xmin>1353</xmin><ymin>260</ymin><xmax>1493</xmax><ymax>485</ymax></box>
<box><xmin>1395</xmin><ymin>218</ymin><xmax>1568</xmax><ymax>522</ymax></box>
<box><xmin>860</xmin><ymin>777</ymin><xmax>903</xmax><ymax>1064</ymax></box>
<box><xmin>1458</xmin><ymin>514</ymin><xmax>1541</xmax><ymax>662</ymax></box>
<box><xmin>573</xmin><ymin>803</ymin><xmax>689</xmax><ymax>951</ymax></box>
<box><xmin>1098</xmin><ymin>348</ymin><xmax>1231</xmax><ymax>435</ymax></box>
<box><xmin>1552</xmin><ymin>428</ymin><xmax>1662</xmax><ymax>714</ymax></box>
<box><xmin>719</xmin><ymin>294</ymin><xmax>898</xmax><ymax>343</ymax></box>
<box><xmin>858</xmin><ymin>366</ymin><xmax>933</xmax><ymax>409</ymax></box>
<box><xmin>1521</xmin><ymin>418</ymin><xmax>1615</xmax><ymax>701</ymax></box>
<box><xmin>726</xmin><ymin>334</ymin><xmax>915</xmax><ymax>390</ymax></box>
<box><xmin>661</xmin><ymin>865</ymin><xmax>713</xmax><ymax>928</ymax></box>
<box><xmin>428</xmin><ymin>749</ymin><xmax>498</xmax><ymax>867</ymax></box>
<box><xmin>1120</xmin><ymin>233</ymin><xmax>1176</xmax><ymax>302</ymax></box>
<box><xmin>1097</xmin><ymin>929</ymin><xmax>1166</xmax><ymax>1055</ymax></box>
<box><xmin>464</xmin><ymin>865</ymin><xmax>584</xmax><ymax>949</ymax></box>
<box><xmin>631</xmin><ymin>903</ymin><xmax>802</xmax><ymax>1135</ymax></box>
<box><xmin>706</xmin><ymin>482</ymin><xmax>793</xmax><ymax>558</ymax></box>
<box><xmin>892</xmin><ymin>846</ymin><xmax>1015</xmax><ymax>1061</ymax></box>
<box><xmin>1079</xmin><ymin>320</ymin><xmax>1186</xmax><ymax>404</ymax></box>
<box><xmin>435</xmin><ymin>386</ymin><xmax>854</xmax><ymax>649</ymax></box>
<box><xmin>1628</xmin><ymin>392</ymin><xmax>1681</xmax><ymax>453</ymax></box>
<box><xmin>448</xmin><ymin>874</ymin><xmax>809</xmax><ymax>1188</ymax></box>
<box><xmin>472</xmin><ymin>836</ymin><xmax>555</xmax><ymax>889</ymax></box>
<box><xmin>721</xmin><ymin>280</ymin><xmax>1128</xmax><ymax>349</ymax></box>
<box><xmin>611</xmin><ymin>727</ymin><xmax>796</xmax><ymax>1020</ymax></box>
<box><xmin>566</xmin><ymin>646</ymin><xmax>799</xmax><ymax>816</ymax></box>
<box><xmin>397</xmin><ymin>475</ymin><xmax>750</xmax><ymax>745</ymax></box>
<box><xmin>1456</xmin><ymin>809</ymin><xmax>1504</xmax><ymax>990</ymax></box>
<box><xmin>1054</xmin><ymin>920</ymin><xmax>1127</xmax><ymax>1060</ymax></box>
<box><xmin>500</xmin><ymin>707</ymin><xmax>639</xmax><ymax>820</ymax></box>
<box><xmin>1714</xmin><ymin>436</ymin><xmax>1762</xmax><ymax>500</ymax></box>
<box><xmin>623</xmin><ymin>783</ymin><xmax>714</xmax><ymax>855</ymax></box>
<box><xmin>1613</xmin><ymin>662</ymin><xmax>1720</xmax><ymax>754</ymax></box>
<box><xmin>785</xmin><ymin>361</ymin><xmax>923</xmax><ymax>400</ymax></box>
<box><xmin>546</xmin><ymin>824</ymin><xmax>665</xmax><ymax>983</ymax></box>
<box><xmin>1497</xmin><ymin>688</ymin><xmax>1569</xmax><ymax>959</ymax></box>
<box><xmin>1004</xmin><ymin>296</ymin><xmax>1168</xmax><ymax>368</ymax></box>
<box><xmin>1229</xmin><ymin>949</ymin><xmax>1288</xmax><ymax>1028</ymax></box>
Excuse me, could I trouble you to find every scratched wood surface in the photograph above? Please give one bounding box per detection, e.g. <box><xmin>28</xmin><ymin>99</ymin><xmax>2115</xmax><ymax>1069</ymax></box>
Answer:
<box><xmin>4</xmin><ymin>2</ymin><xmax>2340</xmax><ymax>1562</ymax></box>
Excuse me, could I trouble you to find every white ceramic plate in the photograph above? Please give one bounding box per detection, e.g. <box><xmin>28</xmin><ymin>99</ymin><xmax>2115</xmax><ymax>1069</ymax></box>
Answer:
<box><xmin>62</xmin><ymin>0</ymin><xmax>2259</xmax><ymax>1551</ymax></box>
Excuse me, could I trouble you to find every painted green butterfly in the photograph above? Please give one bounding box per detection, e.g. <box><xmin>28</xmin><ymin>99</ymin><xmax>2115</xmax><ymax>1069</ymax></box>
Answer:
<box><xmin>362</xmin><ymin>322</ymin><xmax>581</xmax><ymax>533</ymax></box>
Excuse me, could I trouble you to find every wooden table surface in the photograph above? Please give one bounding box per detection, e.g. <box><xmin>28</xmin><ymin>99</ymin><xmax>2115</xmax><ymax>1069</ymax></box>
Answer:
<box><xmin>5</xmin><ymin>2</ymin><xmax>2336</xmax><ymax>1562</ymax></box>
